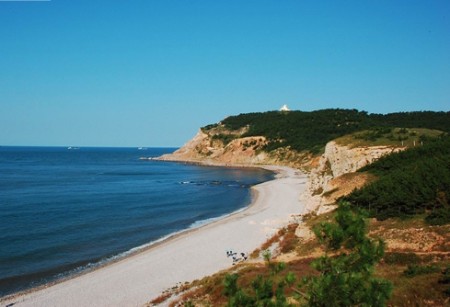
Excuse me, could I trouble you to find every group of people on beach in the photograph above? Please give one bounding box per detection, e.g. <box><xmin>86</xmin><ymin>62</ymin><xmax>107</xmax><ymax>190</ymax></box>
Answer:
<box><xmin>226</xmin><ymin>250</ymin><xmax>248</xmax><ymax>264</ymax></box>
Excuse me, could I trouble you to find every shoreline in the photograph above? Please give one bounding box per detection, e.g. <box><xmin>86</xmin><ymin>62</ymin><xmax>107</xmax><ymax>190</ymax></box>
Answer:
<box><xmin>2</xmin><ymin>163</ymin><xmax>308</xmax><ymax>307</ymax></box>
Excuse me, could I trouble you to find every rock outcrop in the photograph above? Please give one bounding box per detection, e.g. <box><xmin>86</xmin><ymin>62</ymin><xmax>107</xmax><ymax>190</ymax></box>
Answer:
<box><xmin>158</xmin><ymin>129</ymin><xmax>311</xmax><ymax>168</ymax></box>
<box><xmin>304</xmin><ymin>141</ymin><xmax>404</xmax><ymax>214</ymax></box>
<box><xmin>158</xmin><ymin>129</ymin><xmax>269</xmax><ymax>165</ymax></box>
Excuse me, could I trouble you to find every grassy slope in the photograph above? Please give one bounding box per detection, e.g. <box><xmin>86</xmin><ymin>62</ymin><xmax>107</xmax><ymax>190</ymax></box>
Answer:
<box><xmin>334</xmin><ymin>127</ymin><xmax>443</xmax><ymax>148</ymax></box>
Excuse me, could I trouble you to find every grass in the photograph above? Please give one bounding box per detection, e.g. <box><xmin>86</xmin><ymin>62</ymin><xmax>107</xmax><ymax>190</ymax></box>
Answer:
<box><xmin>148</xmin><ymin>292</ymin><xmax>172</xmax><ymax>306</ymax></box>
<box><xmin>403</xmin><ymin>264</ymin><xmax>441</xmax><ymax>277</ymax></box>
<box><xmin>250</xmin><ymin>224</ymin><xmax>300</xmax><ymax>259</ymax></box>
<box><xmin>279</xmin><ymin>229</ymin><xmax>298</xmax><ymax>253</ymax></box>
<box><xmin>376</xmin><ymin>263</ymin><xmax>450</xmax><ymax>306</ymax></box>
<box><xmin>335</xmin><ymin>127</ymin><xmax>443</xmax><ymax>148</ymax></box>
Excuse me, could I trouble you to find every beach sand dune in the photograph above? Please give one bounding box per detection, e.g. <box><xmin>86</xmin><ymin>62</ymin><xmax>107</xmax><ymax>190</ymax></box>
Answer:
<box><xmin>2</xmin><ymin>166</ymin><xmax>307</xmax><ymax>307</ymax></box>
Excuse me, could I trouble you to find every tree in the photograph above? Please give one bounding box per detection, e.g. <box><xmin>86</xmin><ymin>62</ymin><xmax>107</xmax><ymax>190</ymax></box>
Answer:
<box><xmin>301</xmin><ymin>202</ymin><xmax>392</xmax><ymax>306</ymax></box>
<box><xmin>223</xmin><ymin>253</ymin><xmax>296</xmax><ymax>306</ymax></box>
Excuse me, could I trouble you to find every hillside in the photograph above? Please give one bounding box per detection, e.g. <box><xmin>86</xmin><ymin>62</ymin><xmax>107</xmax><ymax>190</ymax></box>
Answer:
<box><xmin>151</xmin><ymin>134</ymin><xmax>450</xmax><ymax>307</ymax></box>
<box><xmin>212</xmin><ymin>109</ymin><xmax>450</xmax><ymax>153</ymax></box>
<box><xmin>344</xmin><ymin>134</ymin><xmax>450</xmax><ymax>223</ymax></box>
<box><xmin>159</xmin><ymin>109</ymin><xmax>449</xmax><ymax>170</ymax></box>
<box><xmin>151</xmin><ymin>109</ymin><xmax>450</xmax><ymax>306</ymax></box>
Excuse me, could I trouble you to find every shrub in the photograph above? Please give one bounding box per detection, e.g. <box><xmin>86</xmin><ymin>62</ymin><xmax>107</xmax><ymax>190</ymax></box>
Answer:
<box><xmin>302</xmin><ymin>202</ymin><xmax>392</xmax><ymax>306</ymax></box>
<box><xmin>383</xmin><ymin>252</ymin><xmax>421</xmax><ymax>265</ymax></box>
<box><xmin>403</xmin><ymin>264</ymin><xmax>440</xmax><ymax>277</ymax></box>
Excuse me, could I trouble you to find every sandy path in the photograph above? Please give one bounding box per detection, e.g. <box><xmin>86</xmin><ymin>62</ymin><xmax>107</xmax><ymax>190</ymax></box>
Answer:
<box><xmin>2</xmin><ymin>166</ymin><xmax>307</xmax><ymax>307</ymax></box>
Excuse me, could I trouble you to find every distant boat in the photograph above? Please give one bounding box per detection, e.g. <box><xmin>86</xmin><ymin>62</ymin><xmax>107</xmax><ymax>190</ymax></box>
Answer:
<box><xmin>138</xmin><ymin>147</ymin><xmax>148</xmax><ymax>150</ymax></box>
<box><xmin>67</xmin><ymin>147</ymin><xmax>80</xmax><ymax>150</ymax></box>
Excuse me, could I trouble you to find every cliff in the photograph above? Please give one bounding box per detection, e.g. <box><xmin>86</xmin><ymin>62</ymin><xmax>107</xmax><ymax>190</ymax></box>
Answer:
<box><xmin>304</xmin><ymin>141</ymin><xmax>404</xmax><ymax>214</ymax></box>
<box><xmin>158</xmin><ymin>128</ymin><xmax>313</xmax><ymax>168</ymax></box>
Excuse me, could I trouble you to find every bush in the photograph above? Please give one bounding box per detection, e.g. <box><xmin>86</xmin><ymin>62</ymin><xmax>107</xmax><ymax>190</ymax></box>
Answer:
<box><xmin>344</xmin><ymin>135</ymin><xmax>450</xmax><ymax>223</ymax></box>
<box><xmin>426</xmin><ymin>207</ymin><xmax>450</xmax><ymax>225</ymax></box>
<box><xmin>403</xmin><ymin>264</ymin><xmax>440</xmax><ymax>277</ymax></box>
<box><xmin>383</xmin><ymin>252</ymin><xmax>421</xmax><ymax>265</ymax></box>
<box><xmin>302</xmin><ymin>202</ymin><xmax>392</xmax><ymax>306</ymax></box>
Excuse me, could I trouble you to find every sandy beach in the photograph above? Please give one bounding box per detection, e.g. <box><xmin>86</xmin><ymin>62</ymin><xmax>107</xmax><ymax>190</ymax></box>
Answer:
<box><xmin>2</xmin><ymin>165</ymin><xmax>308</xmax><ymax>307</ymax></box>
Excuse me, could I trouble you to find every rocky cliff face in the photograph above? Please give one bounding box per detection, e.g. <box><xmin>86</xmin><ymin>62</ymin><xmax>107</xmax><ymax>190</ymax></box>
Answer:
<box><xmin>158</xmin><ymin>129</ymin><xmax>269</xmax><ymax>165</ymax></box>
<box><xmin>304</xmin><ymin>141</ymin><xmax>404</xmax><ymax>214</ymax></box>
<box><xmin>158</xmin><ymin>128</ymin><xmax>312</xmax><ymax>168</ymax></box>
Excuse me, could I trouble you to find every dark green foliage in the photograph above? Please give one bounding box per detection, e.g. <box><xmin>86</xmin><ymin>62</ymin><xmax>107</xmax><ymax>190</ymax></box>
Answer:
<box><xmin>221</xmin><ymin>109</ymin><xmax>374</xmax><ymax>153</ymax></box>
<box><xmin>425</xmin><ymin>206</ymin><xmax>450</xmax><ymax>225</ymax></box>
<box><xmin>382</xmin><ymin>252</ymin><xmax>421</xmax><ymax>265</ymax></box>
<box><xmin>203</xmin><ymin>109</ymin><xmax>450</xmax><ymax>153</ymax></box>
<box><xmin>344</xmin><ymin>135</ymin><xmax>450</xmax><ymax>222</ymax></box>
<box><xmin>354</xmin><ymin>127</ymin><xmax>393</xmax><ymax>141</ymax></box>
<box><xmin>403</xmin><ymin>264</ymin><xmax>440</xmax><ymax>277</ymax></box>
<box><xmin>223</xmin><ymin>258</ymin><xmax>296</xmax><ymax>306</ymax></box>
<box><xmin>211</xmin><ymin>133</ymin><xmax>237</xmax><ymax>145</ymax></box>
<box><xmin>439</xmin><ymin>267</ymin><xmax>450</xmax><ymax>297</ymax></box>
<box><xmin>201</xmin><ymin>123</ymin><xmax>219</xmax><ymax>131</ymax></box>
<box><xmin>223</xmin><ymin>274</ymin><xmax>239</xmax><ymax>297</ymax></box>
<box><xmin>439</xmin><ymin>267</ymin><xmax>450</xmax><ymax>285</ymax></box>
<box><xmin>303</xmin><ymin>202</ymin><xmax>392</xmax><ymax>307</ymax></box>
<box><xmin>223</xmin><ymin>273</ymin><xmax>255</xmax><ymax>306</ymax></box>
<box><xmin>372</xmin><ymin>111</ymin><xmax>450</xmax><ymax>133</ymax></box>
<box><xmin>184</xmin><ymin>301</ymin><xmax>195</xmax><ymax>307</ymax></box>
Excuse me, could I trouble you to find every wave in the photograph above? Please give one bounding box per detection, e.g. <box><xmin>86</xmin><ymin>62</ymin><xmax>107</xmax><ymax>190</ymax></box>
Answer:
<box><xmin>188</xmin><ymin>207</ymin><xmax>247</xmax><ymax>229</ymax></box>
<box><xmin>179</xmin><ymin>180</ymin><xmax>249</xmax><ymax>188</ymax></box>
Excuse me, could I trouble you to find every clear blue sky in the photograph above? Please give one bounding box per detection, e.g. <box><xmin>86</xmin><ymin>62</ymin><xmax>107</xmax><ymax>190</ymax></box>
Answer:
<box><xmin>1</xmin><ymin>0</ymin><xmax>449</xmax><ymax>147</ymax></box>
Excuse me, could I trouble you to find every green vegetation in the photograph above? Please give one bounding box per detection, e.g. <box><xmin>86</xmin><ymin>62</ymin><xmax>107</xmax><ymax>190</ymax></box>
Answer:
<box><xmin>301</xmin><ymin>202</ymin><xmax>392</xmax><ymax>306</ymax></box>
<box><xmin>382</xmin><ymin>252</ymin><xmax>421</xmax><ymax>265</ymax></box>
<box><xmin>202</xmin><ymin>109</ymin><xmax>450</xmax><ymax>154</ymax></box>
<box><xmin>223</xmin><ymin>202</ymin><xmax>392</xmax><ymax>306</ymax></box>
<box><xmin>211</xmin><ymin>133</ymin><xmax>237</xmax><ymax>145</ymax></box>
<box><xmin>440</xmin><ymin>267</ymin><xmax>450</xmax><ymax>297</ymax></box>
<box><xmin>223</xmin><ymin>260</ymin><xmax>296</xmax><ymax>307</ymax></box>
<box><xmin>335</xmin><ymin>127</ymin><xmax>443</xmax><ymax>148</ymax></box>
<box><xmin>343</xmin><ymin>135</ymin><xmax>450</xmax><ymax>223</ymax></box>
<box><xmin>403</xmin><ymin>264</ymin><xmax>440</xmax><ymax>277</ymax></box>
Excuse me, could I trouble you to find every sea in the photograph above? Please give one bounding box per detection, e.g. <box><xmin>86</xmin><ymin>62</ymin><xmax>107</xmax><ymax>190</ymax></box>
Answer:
<box><xmin>0</xmin><ymin>146</ymin><xmax>274</xmax><ymax>297</ymax></box>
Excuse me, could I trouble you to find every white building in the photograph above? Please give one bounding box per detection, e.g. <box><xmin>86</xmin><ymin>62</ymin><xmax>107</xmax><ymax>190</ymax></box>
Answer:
<box><xmin>279</xmin><ymin>104</ymin><xmax>290</xmax><ymax>111</ymax></box>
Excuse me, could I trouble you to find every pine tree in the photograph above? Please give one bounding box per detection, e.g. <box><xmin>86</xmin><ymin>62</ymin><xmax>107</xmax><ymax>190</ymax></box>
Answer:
<box><xmin>302</xmin><ymin>202</ymin><xmax>392</xmax><ymax>306</ymax></box>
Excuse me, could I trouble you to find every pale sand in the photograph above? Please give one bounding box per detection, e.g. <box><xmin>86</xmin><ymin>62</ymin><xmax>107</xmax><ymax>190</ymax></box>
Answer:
<box><xmin>2</xmin><ymin>166</ymin><xmax>307</xmax><ymax>307</ymax></box>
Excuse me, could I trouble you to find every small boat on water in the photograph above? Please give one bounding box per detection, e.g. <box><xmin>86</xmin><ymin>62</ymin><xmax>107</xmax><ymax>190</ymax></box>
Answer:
<box><xmin>67</xmin><ymin>147</ymin><xmax>80</xmax><ymax>150</ymax></box>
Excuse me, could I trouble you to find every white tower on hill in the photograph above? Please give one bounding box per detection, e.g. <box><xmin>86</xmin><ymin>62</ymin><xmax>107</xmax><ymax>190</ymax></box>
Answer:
<box><xmin>279</xmin><ymin>104</ymin><xmax>290</xmax><ymax>112</ymax></box>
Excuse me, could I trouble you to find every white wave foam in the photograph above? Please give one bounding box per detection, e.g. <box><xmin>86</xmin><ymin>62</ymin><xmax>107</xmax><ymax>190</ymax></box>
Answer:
<box><xmin>188</xmin><ymin>207</ymin><xmax>247</xmax><ymax>229</ymax></box>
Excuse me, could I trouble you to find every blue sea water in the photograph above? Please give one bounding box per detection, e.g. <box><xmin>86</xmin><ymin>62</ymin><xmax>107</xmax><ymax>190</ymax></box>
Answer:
<box><xmin>0</xmin><ymin>147</ymin><xmax>274</xmax><ymax>297</ymax></box>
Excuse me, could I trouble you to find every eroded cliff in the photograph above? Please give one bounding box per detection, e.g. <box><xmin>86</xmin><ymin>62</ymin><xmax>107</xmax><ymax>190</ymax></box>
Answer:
<box><xmin>304</xmin><ymin>141</ymin><xmax>404</xmax><ymax>214</ymax></box>
<box><xmin>158</xmin><ymin>128</ymin><xmax>312</xmax><ymax>168</ymax></box>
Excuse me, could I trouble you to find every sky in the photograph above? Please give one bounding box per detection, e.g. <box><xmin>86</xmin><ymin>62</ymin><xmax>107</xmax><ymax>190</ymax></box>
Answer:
<box><xmin>0</xmin><ymin>0</ymin><xmax>449</xmax><ymax>147</ymax></box>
